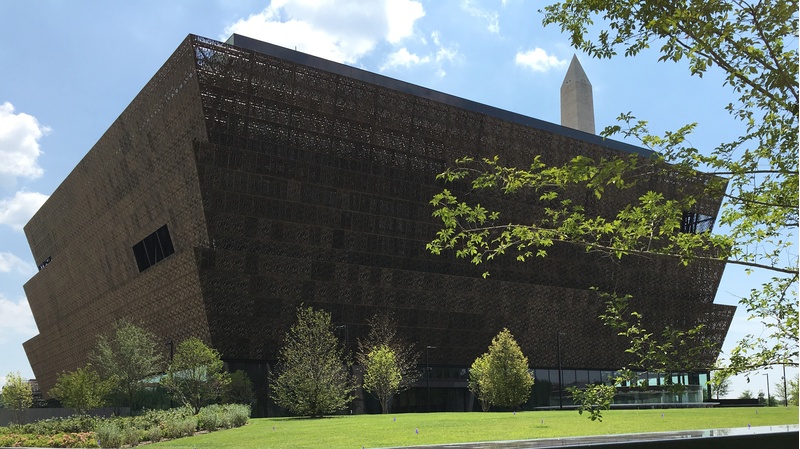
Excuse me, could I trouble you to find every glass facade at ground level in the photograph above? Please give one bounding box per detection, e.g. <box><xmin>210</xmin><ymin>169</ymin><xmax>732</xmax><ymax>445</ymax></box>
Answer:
<box><xmin>410</xmin><ymin>366</ymin><xmax>710</xmax><ymax>411</ymax></box>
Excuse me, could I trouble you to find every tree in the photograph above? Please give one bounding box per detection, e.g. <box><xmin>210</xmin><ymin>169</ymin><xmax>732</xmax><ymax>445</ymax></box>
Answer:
<box><xmin>468</xmin><ymin>354</ymin><xmax>492</xmax><ymax>411</ymax></box>
<box><xmin>774</xmin><ymin>375</ymin><xmax>799</xmax><ymax>406</ymax></box>
<box><xmin>362</xmin><ymin>345</ymin><xmax>402</xmax><ymax>414</ymax></box>
<box><xmin>709</xmin><ymin>370</ymin><xmax>732</xmax><ymax>400</ymax></box>
<box><xmin>49</xmin><ymin>364</ymin><xmax>110</xmax><ymax>414</ymax></box>
<box><xmin>739</xmin><ymin>389</ymin><xmax>754</xmax><ymax>399</ymax></box>
<box><xmin>223</xmin><ymin>370</ymin><xmax>255</xmax><ymax>406</ymax></box>
<box><xmin>600</xmin><ymin>292</ymin><xmax>716</xmax><ymax>387</ymax></box>
<box><xmin>2</xmin><ymin>372</ymin><xmax>32</xmax><ymax>426</ymax></box>
<box><xmin>429</xmin><ymin>0</ymin><xmax>797</xmax><ymax>378</ymax></box>
<box><xmin>271</xmin><ymin>306</ymin><xmax>356</xmax><ymax>417</ymax></box>
<box><xmin>91</xmin><ymin>319</ymin><xmax>165</xmax><ymax>411</ymax></box>
<box><xmin>565</xmin><ymin>292</ymin><xmax>717</xmax><ymax>421</ymax></box>
<box><xmin>756</xmin><ymin>390</ymin><xmax>776</xmax><ymax>406</ymax></box>
<box><xmin>568</xmin><ymin>383</ymin><xmax>617</xmax><ymax>422</ymax></box>
<box><xmin>161</xmin><ymin>337</ymin><xmax>229</xmax><ymax>414</ymax></box>
<box><xmin>470</xmin><ymin>329</ymin><xmax>534</xmax><ymax>410</ymax></box>
<box><xmin>356</xmin><ymin>311</ymin><xmax>420</xmax><ymax>399</ymax></box>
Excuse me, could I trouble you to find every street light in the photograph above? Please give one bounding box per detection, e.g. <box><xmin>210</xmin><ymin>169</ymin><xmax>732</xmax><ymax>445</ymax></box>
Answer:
<box><xmin>782</xmin><ymin>364</ymin><xmax>788</xmax><ymax>407</ymax></box>
<box><xmin>426</xmin><ymin>345</ymin><xmax>437</xmax><ymax>413</ymax></box>
<box><xmin>556</xmin><ymin>332</ymin><xmax>564</xmax><ymax>410</ymax></box>
<box><xmin>165</xmin><ymin>339</ymin><xmax>174</xmax><ymax>408</ymax></box>
<box><xmin>763</xmin><ymin>373</ymin><xmax>771</xmax><ymax>407</ymax></box>
<box><xmin>335</xmin><ymin>325</ymin><xmax>349</xmax><ymax>358</ymax></box>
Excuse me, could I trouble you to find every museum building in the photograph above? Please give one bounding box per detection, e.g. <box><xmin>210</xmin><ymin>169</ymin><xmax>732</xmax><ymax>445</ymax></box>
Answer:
<box><xmin>23</xmin><ymin>34</ymin><xmax>735</xmax><ymax>415</ymax></box>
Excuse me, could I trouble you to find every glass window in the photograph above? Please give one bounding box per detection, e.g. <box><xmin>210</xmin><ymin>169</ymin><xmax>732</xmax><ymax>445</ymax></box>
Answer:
<box><xmin>575</xmin><ymin>370</ymin><xmax>589</xmax><ymax>387</ymax></box>
<box><xmin>589</xmin><ymin>370</ymin><xmax>603</xmax><ymax>384</ymax></box>
<box><xmin>133</xmin><ymin>224</ymin><xmax>175</xmax><ymax>272</ymax></box>
<box><xmin>562</xmin><ymin>370</ymin><xmax>576</xmax><ymax>388</ymax></box>
<box><xmin>534</xmin><ymin>369</ymin><xmax>550</xmax><ymax>384</ymax></box>
<box><xmin>637</xmin><ymin>371</ymin><xmax>649</xmax><ymax>387</ymax></box>
<box><xmin>548</xmin><ymin>369</ymin><xmax>560</xmax><ymax>386</ymax></box>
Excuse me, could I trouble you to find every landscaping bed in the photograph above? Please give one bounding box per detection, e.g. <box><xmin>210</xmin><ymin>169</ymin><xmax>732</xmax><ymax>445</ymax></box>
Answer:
<box><xmin>0</xmin><ymin>404</ymin><xmax>250</xmax><ymax>448</ymax></box>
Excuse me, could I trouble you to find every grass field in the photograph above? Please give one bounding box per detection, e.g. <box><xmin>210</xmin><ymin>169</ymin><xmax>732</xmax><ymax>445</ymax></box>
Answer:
<box><xmin>151</xmin><ymin>406</ymin><xmax>799</xmax><ymax>449</ymax></box>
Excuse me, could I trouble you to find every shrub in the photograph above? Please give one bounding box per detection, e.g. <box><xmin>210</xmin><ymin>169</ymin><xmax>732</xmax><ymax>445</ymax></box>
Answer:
<box><xmin>197</xmin><ymin>408</ymin><xmax>219</xmax><ymax>431</ymax></box>
<box><xmin>180</xmin><ymin>417</ymin><xmax>198</xmax><ymax>436</ymax></box>
<box><xmin>163</xmin><ymin>416</ymin><xmax>197</xmax><ymax>439</ymax></box>
<box><xmin>19</xmin><ymin>414</ymin><xmax>99</xmax><ymax>435</ymax></box>
<box><xmin>0</xmin><ymin>432</ymin><xmax>97</xmax><ymax>447</ymax></box>
<box><xmin>227</xmin><ymin>403</ymin><xmax>251</xmax><ymax>427</ymax></box>
<box><xmin>0</xmin><ymin>403</ymin><xmax>246</xmax><ymax>447</ymax></box>
<box><xmin>146</xmin><ymin>425</ymin><xmax>162</xmax><ymax>443</ymax></box>
<box><xmin>122</xmin><ymin>425</ymin><xmax>140</xmax><ymax>446</ymax></box>
<box><xmin>55</xmin><ymin>432</ymin><xmax>101</xmax><ymax>448</ymax></box>
<box><xmin>96</xmin><ymin>421</ymin><xmax>124</xmax><ymax>448</ymax></box>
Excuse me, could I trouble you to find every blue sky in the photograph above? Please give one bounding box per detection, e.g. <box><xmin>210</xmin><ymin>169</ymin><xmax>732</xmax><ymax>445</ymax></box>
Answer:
<box><xmin>0</xmin><ymin>0</ymin><xmax>794</xmax><ymax>398</ymax></box>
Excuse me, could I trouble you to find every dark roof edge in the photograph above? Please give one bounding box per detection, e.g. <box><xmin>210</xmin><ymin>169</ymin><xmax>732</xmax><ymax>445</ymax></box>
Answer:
<box><xmin>223</xmin><ymin>33</ymin><xmax>653</xmax><ymax>157</ymax></box>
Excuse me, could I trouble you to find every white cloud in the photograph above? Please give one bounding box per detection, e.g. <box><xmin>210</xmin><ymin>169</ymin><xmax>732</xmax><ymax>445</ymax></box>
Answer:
<box><xmin>0</xmin><ymin>252</ymin><xmax>35</xmax><ymax>276</ymax></box>
<box><xmin>432</xmin><ymin>31</ymin><xmax>458</xmax><ymax>64</ymax></box>
<box><xmin>0</xmin><ymin>191</ymin><xmax>48</xmax><ymax>232</ymax></box>
<box><xmin>0</xmin><ymin>102</ymin><xmax>49</xmax><ymax>188</ymax></box>
<box><xmin>0</xmin><ymin>294</ymin><xmax>38</xmax><ymax>344</ymax></box>
<box><xmin>515</xmin><ymin>48</ymin><xmax>567</xmax><ymax>73</ymax></box>
<box><xmin>381</xmin><ymin>48</ymin><xmax>430</xmax><ymax>71</ymax></box>
<box><xmin>460</xmin><ymin>0</ymin><xmax>500</xmax><ymax>34</ymax></box>
<box><xmin>385</xmin><ymin>0</ymin><xmax>426</xmax><ymax>43</ymax></box>
<box><xmin>223</xmin><ymin>0</ymin><xmax>425</xmax><ymax>64</ymax></box>
<box><xmin>381</xmin><ymin>30</ymin><xmax>459</xmax><ymax>77</ymax></box>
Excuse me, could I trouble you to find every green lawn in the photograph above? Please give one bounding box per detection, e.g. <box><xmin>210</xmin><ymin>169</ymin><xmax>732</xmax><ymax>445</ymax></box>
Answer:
<box><xmin>151</xmin><ymin>406</ymin><xmax>799</xmax><ymax>449</ymax></box>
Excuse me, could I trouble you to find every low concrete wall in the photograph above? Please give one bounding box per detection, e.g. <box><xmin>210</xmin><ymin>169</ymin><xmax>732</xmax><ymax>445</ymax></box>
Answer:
<box><xmin>574</xmin><ymin>431</ymin><xmax>798</xmax><ymax>449</ymax></box>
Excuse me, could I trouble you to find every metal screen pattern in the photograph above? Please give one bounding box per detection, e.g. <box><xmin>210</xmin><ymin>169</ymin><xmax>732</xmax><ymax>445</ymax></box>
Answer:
<box><xmin>23</xmin><ymin>37</ymin><xmax>213</xmax><ymax>395</ymax></box>
<box><xmin>189</xmin><ymin>35</ymin><xmax>733</xmax><ymax>370</ymax></box>
<box><xmin>22</xmin><ymin>34</ymin><xmax>735</xmax><ymax>404</ymax></box>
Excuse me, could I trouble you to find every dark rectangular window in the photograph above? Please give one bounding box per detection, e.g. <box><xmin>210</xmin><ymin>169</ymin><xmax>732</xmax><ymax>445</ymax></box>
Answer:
<box><xmin>132</xmin><ymin>224</ymin><xmax>175</xmax><ymax>272</ymax></box>
<box><xmin>37</xmin><ymin>256</ymin><xmax>51</xmax><ymax>271</ymax></box>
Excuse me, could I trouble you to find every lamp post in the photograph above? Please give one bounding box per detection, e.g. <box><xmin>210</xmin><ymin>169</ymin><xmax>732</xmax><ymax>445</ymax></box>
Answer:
<box><xmin>335</xmin><ymin>325</ymin><xmax>348</xmax><ymax>355</ymax></box>
<box><xmin>782</xmin><ymin>364</ymin><xmax>788</xmax><ymax>407</ymax></box>
<box><xmin>165</xmin><ymin>339</ymin><xmax>174</xmax><ymax>408</ymax></box>
<box><xmin>763</xmin><ymin>373</ymin><xmax>770</xmax><ymax>407</ymax></box>
<box><xmin>556</xmin><ymin>332</ymin><xmax>564</xmax><ymax>410</ymax></box>
<box><xmin>426</xmin><ymin>345</ymin><xmax>436</xmax><ymax>412</ymax></box>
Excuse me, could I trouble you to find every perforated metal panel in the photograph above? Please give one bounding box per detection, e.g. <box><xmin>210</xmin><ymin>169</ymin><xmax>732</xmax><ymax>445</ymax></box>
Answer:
<box><xmin>22</xmin><ymin>35</ymin><xmax>734</xmax><ymax>404</ymax></box>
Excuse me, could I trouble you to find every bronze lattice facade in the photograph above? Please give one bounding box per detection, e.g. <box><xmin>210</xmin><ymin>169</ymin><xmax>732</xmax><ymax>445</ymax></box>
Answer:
<box><xmin>24</xmin><ymin>34</ymin><xmax>734</xmax><ymax>414</ymax></box>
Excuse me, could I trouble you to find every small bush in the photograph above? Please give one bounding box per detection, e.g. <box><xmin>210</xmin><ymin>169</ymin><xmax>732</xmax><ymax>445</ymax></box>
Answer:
<box><xmin>19</xmin><ymin>414</ymin><xmax>99</xmax><ymax>435</ymax></box>
<box><xmin>179</xmin><ymin>416</ymin><xmax>198</xmax><ymax>437</ymax></box>
<box><xmin>197</xmin><ymin>409</ymin><xmax>219</xmax><ymax>431</ymax></box>
<box><xmin>146</xmin><ymin>425</ymin><xmax>162</xmax><ymax>443</ymax></box>
<box><xmin>163</xmin><ymin>416</ymin><xmax>197</xmax><ymax>439</ymax></box>
<box><xmin>96</xmin><ymin>422</ymin><xmax>124</xmax><ymax>448</ymax></box>
<box><xmin>54</xmin><ymin>432</ymin><xmax>101</xmax><ymax>448</ymax></box>
<box><xmin>219</xmin><ymin>409</ymin><xmax>234</xmax><ymax>429</ymax></box>
<box><xmin>227</xmin><ymin>403</ymin><xmax>251</xmax><ymax>427</ymax></box>
<box><xmin>2</xmin><ymin>433</ymin><xmax>96</xmax><ymax>448</ymax></box>
<box><xmin>123</xmin><ymin>425</ymin><xmax>140</xmax><ymax>446</ymax></box>
<box><xmin>162</xmin><ymin>419</ymin><xmax>183</xmax><ymax>440</ymax></box>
